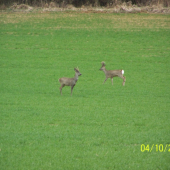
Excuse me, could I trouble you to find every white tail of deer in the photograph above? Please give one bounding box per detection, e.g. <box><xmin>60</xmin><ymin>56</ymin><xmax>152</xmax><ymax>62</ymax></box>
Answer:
<box><xmin>99</xmin><ymin>61</ymin><xmax>126</xmax><ymax>86</ymax></box>
<box><xmin>59</xmin><ymin>67</ymin><xmax>82</xmax><ymax>96</ymax></box>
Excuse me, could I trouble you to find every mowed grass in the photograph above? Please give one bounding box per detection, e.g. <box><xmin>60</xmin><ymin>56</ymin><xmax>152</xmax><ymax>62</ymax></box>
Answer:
<box><xmin>0</xmin><ymin>12</ymin><xmax>170</xmax><ymax>169</ymax></box>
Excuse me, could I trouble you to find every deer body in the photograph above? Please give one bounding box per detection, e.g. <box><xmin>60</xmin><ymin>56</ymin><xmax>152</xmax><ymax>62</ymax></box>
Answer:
<box><xmin>59</xmin><ymin>68</ymin><xmax>82</xmax><ymax>95</ymax></box>
<box><xmin>99</xmin><ymin>62</ymin><xmax>126</xmax><ymax>86</ymax></box>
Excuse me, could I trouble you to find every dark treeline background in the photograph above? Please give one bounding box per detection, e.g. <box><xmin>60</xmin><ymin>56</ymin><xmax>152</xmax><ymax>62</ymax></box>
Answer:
<box><xmin>0</xmin><ymin>0</ymin><xmax>169</xmax><ymax>7</ymax></box>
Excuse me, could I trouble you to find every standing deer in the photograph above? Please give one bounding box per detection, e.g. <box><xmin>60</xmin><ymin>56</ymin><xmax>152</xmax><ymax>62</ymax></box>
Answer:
<box><xmin>59</xmin><ymin>67</ymin><xmax>82</xmax><ymax>96</ymax></box>
<box><xmin>99</xmin><ymin>61</ymin><xmax>126</xmax><ymax>86</ymax></box>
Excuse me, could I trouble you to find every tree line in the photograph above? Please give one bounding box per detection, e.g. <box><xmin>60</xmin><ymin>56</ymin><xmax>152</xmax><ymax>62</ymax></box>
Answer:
<box><xmin>0</xmin><ymin>0</ymin><xmax>169</xmax><ymax>7</ymax></box>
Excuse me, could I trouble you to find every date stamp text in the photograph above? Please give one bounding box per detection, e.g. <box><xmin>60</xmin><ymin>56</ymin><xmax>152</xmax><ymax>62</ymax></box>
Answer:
<box><xmin>141</xmin><ymin>144</ymin><xmax>170</xmax><ymax>152</ymax></box>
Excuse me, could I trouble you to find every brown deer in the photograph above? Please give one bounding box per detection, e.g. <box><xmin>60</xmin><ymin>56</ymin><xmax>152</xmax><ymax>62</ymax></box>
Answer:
<box><xmin>99</xmin><ymin>61</ymin><xmax>126</xmax><ymax>86</ymax></box>
<box><xmin>59</xmin><ymin>67</ymin><xmax>82</xmax><ymax>96</ymax></box>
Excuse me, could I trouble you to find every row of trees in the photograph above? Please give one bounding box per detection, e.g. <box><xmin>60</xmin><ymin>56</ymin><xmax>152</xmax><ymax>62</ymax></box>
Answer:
<box><xmin>0</xmin><ymin>0</ymin><xmax>169</xmax><ymax>7</ymax></box>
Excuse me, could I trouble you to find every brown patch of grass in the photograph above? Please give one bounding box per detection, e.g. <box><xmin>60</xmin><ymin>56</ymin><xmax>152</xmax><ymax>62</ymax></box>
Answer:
<box><xmin>1</xmin><ymin>1</ymin><xmax>169</xmax><ymax>14</ymax></box>
<box><xmin>18</xmin><ymin>4</ymin><xmax>29</xmax><ymax>9</ymax></box>
<box><xmin>49</xmin><ymin>2</ymin><xmax>59</xmax><ymax>8</ymax></box>
<box><xmin>9</xmin><ymin>4</ymin><xmax>33</xmax><ymax>11</ymax></box>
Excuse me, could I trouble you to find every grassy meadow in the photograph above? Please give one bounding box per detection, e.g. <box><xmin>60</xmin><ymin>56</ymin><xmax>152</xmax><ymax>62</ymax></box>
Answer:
<box><xmin>0</xmin><ymin>12</ymin><xmax>170</xmax><ymax>169</ymax></box>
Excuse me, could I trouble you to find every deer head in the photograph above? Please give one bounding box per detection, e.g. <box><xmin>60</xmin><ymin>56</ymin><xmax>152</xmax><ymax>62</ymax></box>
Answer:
<box><xmin>99</xmin><ymin>61</ymin><xmax>106</xmax><ymax>71</ymax></box>
<box><xmin>74</xmin><ymin>67</ymin><xmax>82</xmax><ymax>76</ymax></box>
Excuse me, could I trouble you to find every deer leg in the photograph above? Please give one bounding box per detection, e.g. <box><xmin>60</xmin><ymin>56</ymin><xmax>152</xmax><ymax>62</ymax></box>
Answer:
<box><xmin>111</xmin><ymin>78</ymin><xmax>113</xmax><ymax>85</ymax></box>
<box><xmin>71</xmin><ymin>85</ymin><xmax>75</xmax><ymax>96</ymax></box>
<box><xmin>103</xmin><ymin>77</ymin><xmax>108</xmax><ymax>84</ymax></box>
<box><xmin>60</xmin><ymin>84</ymin><xmax>65</xmax><ymax>95</ymax></box>
<box><xmin>123</xmin><ymin>76</ymin><xmax>126</xmax><ymax>86</ymax></box>
<box><xmin>118</xmin><ymin>75</ymin><xmax>126</xmax><ymax>86</ymax></box>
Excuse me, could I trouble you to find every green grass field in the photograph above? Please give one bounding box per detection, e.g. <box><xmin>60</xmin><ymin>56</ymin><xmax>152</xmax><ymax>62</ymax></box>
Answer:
<box><xmin>0</xmin><ymin>12</ymin><xmax>170</xmax><ymax>169</ymax></box>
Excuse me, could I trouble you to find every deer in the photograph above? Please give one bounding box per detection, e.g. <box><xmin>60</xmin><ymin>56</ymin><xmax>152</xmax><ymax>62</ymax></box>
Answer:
<box><xmin>99</xmin><ymin>61</ymin><xmax>126</xmax><ymax>86</ymax></box>
<box><xmin>59</xmin><ymin>67</ymin><xmax>82</xmax><ymax>96</ymax></box>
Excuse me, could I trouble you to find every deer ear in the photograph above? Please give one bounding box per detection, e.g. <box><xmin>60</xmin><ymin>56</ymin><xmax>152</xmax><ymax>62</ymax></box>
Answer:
<box><xmin>101</xmin><ymin>61</ymin><xmax>105</xmax><ymax>66</ymax></box>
